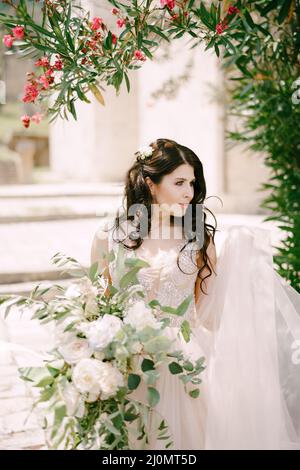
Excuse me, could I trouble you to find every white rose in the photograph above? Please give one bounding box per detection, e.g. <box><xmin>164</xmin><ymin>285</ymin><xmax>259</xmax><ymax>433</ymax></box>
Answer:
<box><xmin>72</xmin><ymin>358</ymin><xmax>104</xmax><ymax>397</ymax></box>
<box><xmin>124</xmin><ymin>301</ymin><xmax>162</xmax><ymax>331</ymax></box>
<box><xmin>72</xmin><ymin>358</ymin><xmax>124</xmax><ymax>400</ymax></box>
<box><xmin>98</xmin><ymin>362</ymin><xmax>124</xmax><ymax>400</ymax></box>
<box><xmin>79</xmin><ymin>314</ymin><xmax>123</xmax><ymax>350</ymax></box>
<box><xmin>58</xmin><ymin>337</ymin><xmax>92</xmax><ymax>364</ymax></box>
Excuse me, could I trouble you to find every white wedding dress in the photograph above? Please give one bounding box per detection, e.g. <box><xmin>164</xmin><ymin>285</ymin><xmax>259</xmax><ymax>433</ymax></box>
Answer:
<box><xmin>107</xmin><ymin>219</ymin><xmax>300</xmax><ymax>450</ymax></box>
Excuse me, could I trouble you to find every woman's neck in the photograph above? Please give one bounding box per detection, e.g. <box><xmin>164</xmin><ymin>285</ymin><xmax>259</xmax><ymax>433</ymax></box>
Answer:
<box><xmin>149</xmin><ymin>207</ymin><xmax>182</xmax><ymax>240</ymax></box>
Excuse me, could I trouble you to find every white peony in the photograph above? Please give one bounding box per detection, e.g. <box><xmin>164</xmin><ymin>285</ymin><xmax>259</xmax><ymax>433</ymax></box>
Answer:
<box><xmin>58</xmin><ymin>336</ymin><xmax>92</xmax><ymax>364</ymax></box>
<box><xmin>124</xmin><ymin>300</ymin><xmax>162</xmax><ymax>331</ymax></box>
<box><xmin>72</xmin><ymin>358</ymin><xmax>124</xmax><ymax>401</ymax></box>
<box><xmin>79</xmin><ymin>314</ymin><xmax>123</xmax><ymax>350</ymax></box>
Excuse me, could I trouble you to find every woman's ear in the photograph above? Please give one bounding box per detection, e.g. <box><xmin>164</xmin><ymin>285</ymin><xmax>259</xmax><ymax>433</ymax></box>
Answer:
<box><xmin>145</xmin><ymin>176</ymin><xmax>154</xmax><ymax>196</ymax></box>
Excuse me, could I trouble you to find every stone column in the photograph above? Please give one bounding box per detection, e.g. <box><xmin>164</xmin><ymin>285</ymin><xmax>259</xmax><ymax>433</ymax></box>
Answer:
<box><xmin>137</xmin><ymin>38</ymin><xmax>225</xmax><ymax>198</ymax></box>
<box><xmin>49</xmin><ymin>0</ymin><xmax>139</xmax><ymax>182</ymax></box>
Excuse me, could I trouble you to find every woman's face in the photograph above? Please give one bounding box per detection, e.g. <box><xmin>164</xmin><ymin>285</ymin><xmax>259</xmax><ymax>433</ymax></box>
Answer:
<box><xmin>146</xmin><ymin>164</ymin><xmax>195</xmax><ymax>217</ymax></box>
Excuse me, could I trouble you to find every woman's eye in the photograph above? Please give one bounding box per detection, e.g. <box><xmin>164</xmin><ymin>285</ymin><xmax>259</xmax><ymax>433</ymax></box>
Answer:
<box><xmin>175</xmin><ymin>181</ymin><xmax>195</xmax><ymax>186</ymax></box>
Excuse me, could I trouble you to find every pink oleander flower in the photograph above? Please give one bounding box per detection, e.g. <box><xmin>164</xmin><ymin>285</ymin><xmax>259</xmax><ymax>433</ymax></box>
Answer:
<box><xmin>3</xmin><ymin>34</ymin><xmax>14</xmax><ymax>48</ymax></box>
<box><xmin>228</xmin><ymin>4</ymin><xmax>240</xmax><ymax>15</ymax></box>
<box><xmin>54</xmin><ymin>57</ymin><xmax>63</xmax><ymax>70</ymax></box>
<box><xmin>91</xmin><ymin>17</ymin><xmax>102</xmax><ymax>30</ymax></box>
<box><xmin>134</xmin><ymin>49</ymin><xmax>146</xmax><ymax>61</ymax></box>
<box><xmin>45</xmin><ymin>67</ymin><xmax>54</xmax><ymax>77</ymax></box>
<box><xmin>22</xmin><ymin>83</ymin><xmax>39</xmax><ymax>103</ymax></box>
<box><xmin>31</xmin><ymin>112</ymin><xmax>43</xmax><ymax>124</ymax></box>
<box><xmin>116</xmin><ymin>18</ymin><xmax>126</xmax><ymax>28</ymax></box>
<box><xmin>216</xmin><ymin>20</ymin><xmax>228</xmax><ymax>34</ymax></box>
<box><xmin>160</xmin><ymin>0</ymin><xmax>175</xmax><ymax>10</ymax></box>
<box><xmin>111</xmin><ymin>8</ymin><xmax>119</xmax><ymax>15</ymax></box>
<box><xmin>12</xmin><ymin>25</ymin><xmax>25</xmax><ymax>40</ymax></box>
<box><xmin>39</xmin><ymin>74</ymin><xmax>51</xmax><ymax>89</ymax></box>
<box><xmin>112</xmin><ymin>33</ymin><xmax>117</xmax><ymax>45</ymax></box>
<box><xmin>21</xmin><ymin>114</ymin><xmax>30</xmax><ymax>128</ymax></box>
<box><xmin>35</xmin><ymin>56</ymin><xmax>50</xmax><ymax>68</ymax></box>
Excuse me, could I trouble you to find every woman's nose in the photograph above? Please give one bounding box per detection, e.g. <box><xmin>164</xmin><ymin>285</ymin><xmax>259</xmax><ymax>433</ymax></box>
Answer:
<box><xmin>184</xmin><ymin>185</ymin><xmax>193</xmax><ymax>200</ymax></box>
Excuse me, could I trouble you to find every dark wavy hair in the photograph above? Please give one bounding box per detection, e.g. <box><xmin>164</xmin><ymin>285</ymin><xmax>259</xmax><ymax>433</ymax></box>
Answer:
<box><xmin>111</xmin><ymin>138</ymin><xmax>218</xmax><ymax>294</ymax></box>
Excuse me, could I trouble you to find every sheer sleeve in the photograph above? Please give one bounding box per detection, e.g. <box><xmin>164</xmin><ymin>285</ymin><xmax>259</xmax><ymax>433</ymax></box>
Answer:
<box><xmin>196</xmin><ymin>225</ymin><xmax>300</xmax><ymax>449</ymax></box>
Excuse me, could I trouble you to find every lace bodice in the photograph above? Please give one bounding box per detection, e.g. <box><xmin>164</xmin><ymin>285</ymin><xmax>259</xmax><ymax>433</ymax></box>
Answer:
<box><xmin>107</xmin><ymin>220</ymin><xmax>200</xmax><ymax>327</ymax></box>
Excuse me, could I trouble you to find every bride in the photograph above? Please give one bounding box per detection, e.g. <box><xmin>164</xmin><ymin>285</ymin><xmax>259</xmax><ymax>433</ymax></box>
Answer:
<box><xmin>91</xmin><ymin>138</ymin><xmax>300</xmax><ymax>450</ymax></box>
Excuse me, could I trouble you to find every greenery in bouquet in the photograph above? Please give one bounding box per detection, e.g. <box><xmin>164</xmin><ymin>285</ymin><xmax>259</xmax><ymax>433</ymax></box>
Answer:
<box><xmin>0</xmin><ymin>245</ymin><xmax>205</xmax><ymax>450</ymax></box>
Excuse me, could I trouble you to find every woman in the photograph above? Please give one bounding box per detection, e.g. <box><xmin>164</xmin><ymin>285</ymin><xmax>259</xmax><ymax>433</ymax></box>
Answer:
<box><xmin>91</xmin><ymin>138</ymin><xmax>300</xmax><ymax>450</ymax></box>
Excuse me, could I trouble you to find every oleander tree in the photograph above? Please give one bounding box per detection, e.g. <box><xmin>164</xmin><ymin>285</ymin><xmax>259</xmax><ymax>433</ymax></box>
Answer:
<box><xmin>0</xmin><ymin>0</ymin><xmax>299</xmax><ymax>290</ymax></box>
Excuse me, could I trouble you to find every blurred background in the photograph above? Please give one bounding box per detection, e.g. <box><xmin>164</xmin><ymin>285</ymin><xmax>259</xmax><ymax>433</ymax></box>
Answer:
<box><xmin>0</xmin><ymin>0</ymin><xmax>288</xmax><ymax>450</ymax></box>
<box><xmin>0</xmin><ymin>1</ymin><xmax>280</xmax><ymax>302</ymax></box>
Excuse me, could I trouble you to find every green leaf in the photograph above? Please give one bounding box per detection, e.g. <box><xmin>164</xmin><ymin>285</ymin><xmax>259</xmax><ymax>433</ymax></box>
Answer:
<box><xmin>119</xmin><ymin>267</ymin><xmax>139</xmax><ymax>289</ymax></box>
<box><xmin>124</xmin><ymin>72</ymin><xmax>130</xmax><ymax>93</ymax></box>
<box><xmin>168</xmin><ymin>362</ymin><xmax>183</xmax><ymax>374</ymax></box>
<box><xmin>189</xmin><ymin>388</ymin><xmax>200</xmax><ymax>398</ymax></box>
<box><xmin>180</xmin><ymin>319</ymin><xmax>191</xmax><ymax>342</ymax></box>
<box><xmin>176</xmin><ymin>294</ymin><xmax>193</xmax><ymax>316</ymax></box>
<box><xmin>147</xmin><ymin>386</ymin><xmax>160</xmax><ymax>407</ymax></box>
<box><xmin>128</xmin><ymin>373</ymin><xmax>141</xmax><ymax>390</ymax></box>
<box><xmin>34</xmin><ymin>376</ymin><xmax>54</xmax><ymax>388</ymax></box>
<box><xmin>124</xmin><ymin>411</ymin><xmax>138</xmax><ymax>422</ymax></box>
<box><xmin>197</xmin><ymin>3</ymin><xmax>214</xmax><ymax>31</ymax></box>
<box><xmin>88</xmin><ymin>261</ymin><xmax>99</xmax><ymax>282</ymax></box>
<box><xmin>53</xmin><ymin>402</ymin><xmax>66</xmax><ymax>434</ymax></box>
<box><xmin>39</xmin><ymin>386</ymin><xmax>56</xmax><ymax>402</ymax></box>
<box><xmin>278</xmin><ymin>0</ymin><xmax>293</xmax><ymax>24</ymax></box>
<box><xmin>144</xmin><ymin>336</ymin><xmax>172</xmax><ymax>354</ymax></box>
<box><xmin>141</xmin><ymin>358</ymin><xmax>155</xmax><ymax>372</ymax></box>
<box><xmin>69</xmin><ymin>99</ymin><xmax>77</xmax><ymax>121</ymax></box>
<box><xmin>148</xmin><ymin>25</ymin><xmax>170</xmax><ymax>42</ymax></box>
<box><xmin>183</xmin><ymin>361</ymin><xmax>194</xmax><ymax>372</ymax></box>
<box><xmin>244</xmin><ymin>10</ymin><xmax>255</xmax><ymax>29</ymax></box>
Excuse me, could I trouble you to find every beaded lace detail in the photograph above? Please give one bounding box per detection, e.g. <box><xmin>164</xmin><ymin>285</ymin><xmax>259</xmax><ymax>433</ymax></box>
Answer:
<box><xmin>107</xmin><ymin>221</ymin><xmax>200</xmax><ymax>327</ymax></box>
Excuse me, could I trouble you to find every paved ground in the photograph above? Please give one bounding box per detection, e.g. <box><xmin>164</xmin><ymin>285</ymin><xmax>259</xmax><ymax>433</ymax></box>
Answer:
<box><xmin>0</xmin><ymin>212</ymin><xmax>282</xmax><ymax>449</ymax></box>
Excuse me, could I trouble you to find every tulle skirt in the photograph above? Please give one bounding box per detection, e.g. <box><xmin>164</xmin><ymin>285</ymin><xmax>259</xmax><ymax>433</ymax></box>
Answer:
<box><xmin>130</xmin><ymin>225</ymin><xmax>300</xmax><ymax>450</ymax></box>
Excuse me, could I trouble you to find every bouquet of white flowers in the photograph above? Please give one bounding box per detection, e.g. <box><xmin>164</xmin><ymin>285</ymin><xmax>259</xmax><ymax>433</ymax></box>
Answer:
<box><xmin>0</xmin><ymin>248</ymin><xmax>205</xmax><ymax>450</ymax></box>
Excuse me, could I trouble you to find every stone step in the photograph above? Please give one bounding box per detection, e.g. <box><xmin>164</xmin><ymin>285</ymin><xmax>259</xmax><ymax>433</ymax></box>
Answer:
<box><xmin>0</xmin><ymin>277</ymin><xmax>73</xmax><ymax>296</ymax></box>
<box><xmin>0</xmin><ymin>195</ymin><xmax>122</xmax><ymax>223</ymax></box>
<box><xmin>0</xmin><ymin>182</ymin><xmax>124</xmax><ymax>199</ymax></box>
